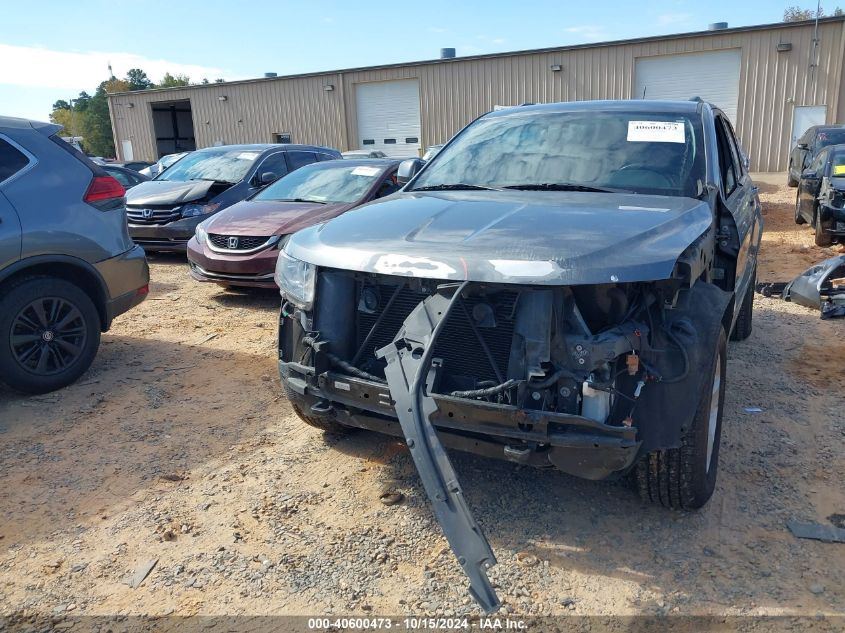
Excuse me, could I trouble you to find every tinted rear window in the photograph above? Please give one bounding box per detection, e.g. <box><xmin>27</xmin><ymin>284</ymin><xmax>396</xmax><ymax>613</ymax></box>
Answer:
<box><xmin>0</xmin><ymin>138</ymin><xmax>30</xmax><ymax>182</ymax></box>
<box><xmin>816</xmin><ymin>130</ymin><xmax>845</xmax><ymax>148</ymax></box>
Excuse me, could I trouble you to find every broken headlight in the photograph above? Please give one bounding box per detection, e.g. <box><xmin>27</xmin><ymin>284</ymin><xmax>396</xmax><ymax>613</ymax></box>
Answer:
<box><xmin>275</xmin><ymin>250</ymin><xmax>316</xmax><ymax>309</ymax></box>
<box><xmin>181</xmin><ymin>202</ymin><xmax>220</xmax><ymax>218</ymax></box>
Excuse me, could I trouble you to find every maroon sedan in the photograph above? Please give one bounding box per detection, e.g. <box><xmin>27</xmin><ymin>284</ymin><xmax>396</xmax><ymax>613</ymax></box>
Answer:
<box><xmin>187</xmin><ymin>159</ymin><xmax>400</xmax><ymax>288</ymax></box>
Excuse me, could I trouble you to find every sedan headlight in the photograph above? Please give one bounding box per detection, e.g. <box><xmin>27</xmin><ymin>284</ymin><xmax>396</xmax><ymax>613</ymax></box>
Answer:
<box><xmin>195</xmin><ymin>221</ymin><xmax>209</xmax><ymax>244</ymax></box>
<box><xmin>181</xmin><ymin>202</ymin><xmax>220</xmax><ymax>218</ymax></box>
<box><xmin>275</xmin><ymin>250</ymin><xmax>316</xmax><ymax>309</ymax></box>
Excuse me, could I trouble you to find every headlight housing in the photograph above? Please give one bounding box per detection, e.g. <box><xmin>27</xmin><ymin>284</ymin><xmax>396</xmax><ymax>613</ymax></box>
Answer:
<box><xmin>275</xmin><ymin>250</ymin><xmax>316</xmax><ymax>309</ymax></box>
<box><xmin>195</xmin><ymin>221</ymin><xmax>209</xmax><ymax>244</ymax></box>
<box><xmin>182</xmin><ymin>202</ymin><xmax>220</xmax><ymax>218</ymax></box>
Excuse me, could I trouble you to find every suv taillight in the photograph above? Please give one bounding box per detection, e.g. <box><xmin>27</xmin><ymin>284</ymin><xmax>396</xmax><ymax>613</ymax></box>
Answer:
<box><xmin>84</xmin><ymin>176</ymin><xmax>125</xmax><ymax>204</ymax></box>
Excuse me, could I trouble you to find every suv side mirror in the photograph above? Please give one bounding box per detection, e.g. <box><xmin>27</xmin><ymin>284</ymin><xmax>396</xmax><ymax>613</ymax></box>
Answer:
<box><xmin>396</xmin><ymin>158</ymin><xmax>425</xmax><ymax>185</ymax></box>
<box><xmin>797</xmin><ymin>142</ymin><xmax>809</xmax><ymax>150</ymax></box>
<box><xmin>802</xmin><ymin>168</ymin><xmax>817</xmax><ymax>179</ymax></box>
<box><xmin>258</xmin><ymin>171</ymin><xmax>278</xmax><ymax>185</ymax></box>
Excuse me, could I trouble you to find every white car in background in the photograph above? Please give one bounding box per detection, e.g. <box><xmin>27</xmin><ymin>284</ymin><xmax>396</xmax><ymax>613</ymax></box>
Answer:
<box><xmin>140</xmin><ymin>152</ymin><xmax>190</xmax><ymax>178</ymax></box>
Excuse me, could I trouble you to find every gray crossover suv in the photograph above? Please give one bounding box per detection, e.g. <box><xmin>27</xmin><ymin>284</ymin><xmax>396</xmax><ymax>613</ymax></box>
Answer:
<box><xmin>0</xmin><ymin>117</ymin><xmax>149</xmax><ymax>393</ymax></box>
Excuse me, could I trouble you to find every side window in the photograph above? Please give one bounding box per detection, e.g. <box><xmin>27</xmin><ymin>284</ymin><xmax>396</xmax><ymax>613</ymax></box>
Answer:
<box><xmin>317</xmin><ymin>153</ymin><xmax>337</xmax><ymax>162</ymax></box>
<box><xmin>287</xmin><ymin>151</ymin><xmax>318</xmax><ymax>171</ymax></box>
<box><xmin>722</xmin><ymin>119</ymin><xmax>745</xmax><ymax>178</ymax></box>
<box><xmin>375</xmin><ymin>171</ymin><xmax>401</xmax><ymax>198</ymax></box>
<box><xmin>0</xmin><ymin>137</ymin><xmax>31</xmax><ymax>184</ymax></box>
<box><xmin>256</xmin><ymin>152</ymin><xmax>289</xmax><ymax>180</ymax></box>
<box><xmin>107</xmin><ymin>169</ymin><xmax>132</xmax><ymax>186</ymax></box>
<box><xmin>714</xmin><ymin>117</ymin><xmax>738</xmax><ymax>196</ymax></box>
<box><xmin>810</xmin><ymin>149</ymin><xmax>827</xmax><ymax>172</ymax></box>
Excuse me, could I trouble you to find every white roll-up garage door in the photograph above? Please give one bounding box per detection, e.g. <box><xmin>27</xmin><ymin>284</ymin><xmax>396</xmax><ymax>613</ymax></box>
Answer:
<box><xmin>634</xmin><ymin>49</ymin><xmax>742</xmax><ymax>122</ymax></box>
<box><xmin>355</xmin><ymin>79</ymin><xmax>422</xmax><ymax>158</ymax></box>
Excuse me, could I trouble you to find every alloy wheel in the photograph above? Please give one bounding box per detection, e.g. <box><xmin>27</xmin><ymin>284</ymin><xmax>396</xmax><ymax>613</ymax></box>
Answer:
<box><xmin>10</xmin><ymin>296</ymin><xmax>88</xmax><ymax>376</ymax></box>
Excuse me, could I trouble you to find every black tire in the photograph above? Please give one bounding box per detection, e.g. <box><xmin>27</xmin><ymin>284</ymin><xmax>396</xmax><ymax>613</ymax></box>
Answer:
<box><xmin>814</xmin><ymin>211</ymin><xmax>833</xmax><ymax>247</ymax></box>
<box><xmin>794</xmin><ymin>192</ymin><xmax>806</xmax><ymax>225</ymax></box>
<box><xmin>0</xmin><ymin>276</ymin><xmax>101</xmax><ymax>394</ymax></box>
<box><xmin>636</xmin><ymin>329</ymin><xmax>727</xmax><ymax>510</ymax></box>
<box><xmin>731</xmin><ymin>269</ymin><xmax>755</xmax><ymax>342</ymax></box>
<box><xmin>787</xmin><ymin>165</ymin><xmax>798</xmax><ymax>188</ymax></box>
<box><xmin>283</xmin><ymin>383</ymin><xmax>353</xmax><ymax>434</ymax></box>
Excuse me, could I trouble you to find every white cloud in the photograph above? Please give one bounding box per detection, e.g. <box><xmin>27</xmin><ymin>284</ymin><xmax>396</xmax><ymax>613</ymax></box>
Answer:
<box><xmin>0</xmin><ymin>44</ymin><xmax>229</xmax><ymax>92</ymax></box>
<box><xmin>491</xmin><ymin>38</ymin><xmax>507</xmax><ymax>45</ymax></box>
<box><xmin>562</xmin><ymin>25</ymin><xmax>607</xmax><ymax>41</ymax></box>
<box><xmin>656</xmin><ymin>13</ymin><xmax>693</xmax><ymax>26</ymax></box>
<box><xmin>428</xmin><ymin>27</ymin><xmax>447</xmax><ymax>34</ymax></box>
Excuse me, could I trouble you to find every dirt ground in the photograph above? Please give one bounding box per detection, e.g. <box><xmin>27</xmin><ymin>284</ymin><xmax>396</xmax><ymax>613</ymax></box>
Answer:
<box><xmin>1</xmin><ymin>174</ymin><xmax>844</xmax><ymax>625</ymax></box>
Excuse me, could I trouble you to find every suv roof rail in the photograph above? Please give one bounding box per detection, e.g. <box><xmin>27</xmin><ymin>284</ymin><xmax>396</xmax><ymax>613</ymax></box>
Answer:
<box><xmin>689</xmin><ymin>96</ymin><xmax>703</xmax><ymax>103</ymax></box>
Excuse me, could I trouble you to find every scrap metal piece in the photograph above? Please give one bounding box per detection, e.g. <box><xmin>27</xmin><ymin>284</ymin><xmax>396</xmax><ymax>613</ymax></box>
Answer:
<box><xmin>376</xmin><ymin>282</ymin><xmax>501</xmax><ymax>614</ymax></box>
<box><xmin>781</xmin><ymin>254</ymin><xmax>845</xmax><ymax>310</ymax></box>
<box><xmin>787</xmin><ymin>520</ymin><xmax>845</xmax><ymax>544</ymax></box>
<box><xmin>125</xmin><ymin>558</ymin><xmax>158</xmax><ymax>588</ymax></box>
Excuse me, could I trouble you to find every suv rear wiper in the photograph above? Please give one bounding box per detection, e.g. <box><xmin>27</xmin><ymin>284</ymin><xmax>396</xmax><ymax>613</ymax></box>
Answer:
<box><xmin>412</xmin><ymin>183</ymin><xmax>503</xmax><ymax>192</ymax></box>
<box><xmin>503</xmin><ymin>183</ymin><xmax>631</xmax><ymax>193</ymax></box>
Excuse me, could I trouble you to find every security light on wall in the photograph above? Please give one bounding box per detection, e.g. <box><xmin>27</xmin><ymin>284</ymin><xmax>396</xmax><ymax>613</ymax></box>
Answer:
<box><xmin>217</xmin><ymin>95</ymin><xmax>228</xmax><ymax>101</ymax></box>
<box><xmin>550</xmin><ymin>64</ymin><xmax>562</xmax><ymax>72</ymax></box>
<box><xmin>323</xmin><ymin>84</ymin><xmax>335</xmax><ymax>91</ymax></box>
<box><xmin>126</xmin><ymin>103</ymin><xmax>134</xmax><ymax>108</ymax></box>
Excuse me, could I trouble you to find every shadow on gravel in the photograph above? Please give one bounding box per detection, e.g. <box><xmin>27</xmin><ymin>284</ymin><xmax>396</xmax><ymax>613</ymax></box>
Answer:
<box><xmin>0</xmin><ymin>334</ymin><xmax>279</xmax><ymax>549</ymax></box>
<box><xmin>208</xmin><ymin>287</ymin><xmax>280</xmax><ymax>310</ymax></box>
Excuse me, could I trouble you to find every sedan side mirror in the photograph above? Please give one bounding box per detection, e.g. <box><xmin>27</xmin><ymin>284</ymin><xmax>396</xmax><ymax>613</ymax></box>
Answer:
<box><xmin>396</xmin><ymin>158</ymin><xmax>425</xmax><ymax>185</ymax></box>
<box><xmin>258</xmin><ymin>171</ymin><xmax>278</xmax><ymax>185</ymax></box>
<box><xmin>802</xmin><ymin>168</ymin><xmax>817</xmax><ymax>179</ymax></box>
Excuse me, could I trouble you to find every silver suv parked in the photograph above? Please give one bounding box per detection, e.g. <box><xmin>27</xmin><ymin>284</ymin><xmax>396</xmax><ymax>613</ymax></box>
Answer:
<box><xmin>0</xmin><ymin>117</ymin><xmax>149</xmax><ymax>393</ymax></box>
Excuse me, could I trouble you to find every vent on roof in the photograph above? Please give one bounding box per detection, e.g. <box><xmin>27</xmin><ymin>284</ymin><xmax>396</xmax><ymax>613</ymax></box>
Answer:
<box><xmin>440</xmin><ymin>48</ymin><xmax>456</xmax><ymax>59</ymax></box>
<box><xmin>708</xmin><ymin>22</ymin><xmax>728</xmax><ymax>30</ymax></box>
<box><xmin>264</xmin><ymin>72</ymin><xmax>277</xmax><ymax>78</ymax></box>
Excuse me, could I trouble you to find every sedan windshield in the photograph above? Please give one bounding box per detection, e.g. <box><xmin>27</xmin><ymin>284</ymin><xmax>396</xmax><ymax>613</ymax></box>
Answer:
<box><xmin>156</xmin><ymin>149</ymin><xmax>261</xmax><ymax>183</ymax></box>
<box><xmin>411</xmin><ymin>109</ymin><xmax>706</xmax><ymax>197</ymax></box>
<box><xmin>253</xmin><ymin>162</ymin><xmax>385</xmax><ymax>204</ymax></box>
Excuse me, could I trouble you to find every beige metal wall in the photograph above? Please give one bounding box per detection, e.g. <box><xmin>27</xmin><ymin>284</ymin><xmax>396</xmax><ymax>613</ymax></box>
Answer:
<box><xmin>109</xmin><ymin>19</ymin><xmax>845</xmax><ymax>171</ymax></box>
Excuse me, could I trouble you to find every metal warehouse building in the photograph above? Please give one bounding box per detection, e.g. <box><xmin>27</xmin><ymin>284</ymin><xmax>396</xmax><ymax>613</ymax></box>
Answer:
<box><xmin>108</xmin><ymin>16</ymin><xmax>845</xmax><ymax>172</ymax></box>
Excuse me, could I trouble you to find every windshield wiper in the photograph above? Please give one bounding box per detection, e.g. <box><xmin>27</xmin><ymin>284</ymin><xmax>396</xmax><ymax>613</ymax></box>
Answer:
<box><xmin>275</xmin><ymin>198</ymin><xmax>327</xmax><ymax>204</ymax></box>
<box><xmin>503</xmin><ymin>183</ymin><xmax>631</xmax><ymax>193</ymax></box>
<box><xmin>412</xmin><ymin>183</ymin><xmax>503</xmax><ymax>192</ymax></box>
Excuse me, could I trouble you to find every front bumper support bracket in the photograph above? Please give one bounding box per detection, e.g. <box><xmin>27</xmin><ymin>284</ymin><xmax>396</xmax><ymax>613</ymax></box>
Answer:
<box><xmin>376</xmin><ymin>282</ymin><xmax>501</xmax><ymax>614</ymax></box>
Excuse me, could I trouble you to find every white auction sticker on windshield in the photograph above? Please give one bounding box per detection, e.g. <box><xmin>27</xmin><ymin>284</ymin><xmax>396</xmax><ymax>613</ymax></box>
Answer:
<box><xmin>351</xmin><ymin>166</ymin><xmax>380</xmax><ymax>176</ymax></box>
<box><xmin>237</xmin><ymin>152</ymin><xmax>260</xmax><ymax>160</ymax></box>
<box><xmin>627</xmin><ymin>121</ymin><xmax>685</xmax><ymax>143</ymax></box>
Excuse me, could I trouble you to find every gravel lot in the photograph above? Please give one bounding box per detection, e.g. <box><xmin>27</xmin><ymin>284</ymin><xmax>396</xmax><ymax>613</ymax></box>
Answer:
<box><xmin>1</xmin><ymin>174</ymin><xmax>844</xmax><ymax>623</ymax></box>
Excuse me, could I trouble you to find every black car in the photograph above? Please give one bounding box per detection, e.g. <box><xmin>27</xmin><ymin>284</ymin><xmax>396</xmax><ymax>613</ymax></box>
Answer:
<box><xmin>102</xmin><ymin>164</ymin><xmax>149</xmax><ymax>189</ymax></box>
<box><xmin>795</xmin><ymin>142</ymin><xmax>845</xmax><ymax>246</ymax></box>
<box><xmin>276</xmin><ymin>100</ymin><xmax>761</xmax><ymax>611</ymax></box>
<box><xmin>125</xmin><ymin>144</ymin><xmax>341</xmax><ymax>252</ymax></box>
<box><xmin>788</xmin><ymin>125</ymin><xmax>845</xmax><ymax>187</ymax></box>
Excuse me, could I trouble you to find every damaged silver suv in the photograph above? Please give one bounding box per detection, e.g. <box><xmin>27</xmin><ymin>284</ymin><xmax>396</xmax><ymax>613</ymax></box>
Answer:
<box><xmin>276</xmin><ymin>100</ymin><xmax>760</xmax><ymax>611</ymax></box>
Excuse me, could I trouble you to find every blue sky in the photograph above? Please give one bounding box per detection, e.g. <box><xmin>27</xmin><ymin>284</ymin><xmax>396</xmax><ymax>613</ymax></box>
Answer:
<box><xmin>1</xmin><ymin>0</ymin><xmax>804</xmax><ymax>121</ymax></box>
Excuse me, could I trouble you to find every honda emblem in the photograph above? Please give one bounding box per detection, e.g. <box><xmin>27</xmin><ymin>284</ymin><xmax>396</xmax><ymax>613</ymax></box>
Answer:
<box><xmin>142</xmin><ymin>208</ymin><xmax>153</xmax><ymax>219</ymax></box>
<box><xmin>227</xmin><ymin>236</ymin><xmax>239</xmax><ymax>249</ymax></box>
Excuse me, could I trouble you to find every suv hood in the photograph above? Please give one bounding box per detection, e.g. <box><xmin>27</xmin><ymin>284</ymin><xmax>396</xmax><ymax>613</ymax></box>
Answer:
<box><xmin>285</xmin><ymin>190</ymin><xmax>714</xmax><ymax>285</ymax></box>
<box><xmin>125</xmin><ymin>179</ymin><xmax>215</xmax><ymax>207</ymax></box>
<box><xmin>205</xmin><ymin>199</ymin><xmax>353</xmax><ymax>236</ymax></box>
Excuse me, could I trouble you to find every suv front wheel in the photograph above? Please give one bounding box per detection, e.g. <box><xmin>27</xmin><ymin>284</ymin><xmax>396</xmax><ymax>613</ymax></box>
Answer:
<box><xmin>0</xmin><ymin>277</ymin><xmax>101</xmax><ymax>394</ymax></box>
<box><xmin>636</xmin><ymin>329</ymin><xmax>727</xmax><ymax>509</ymax></box>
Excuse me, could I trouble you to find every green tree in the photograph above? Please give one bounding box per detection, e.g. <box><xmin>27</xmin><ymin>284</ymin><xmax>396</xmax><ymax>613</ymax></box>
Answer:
<box><xmin>125</xmin><ymin>68</ymin><xmax>154</xmax><ymax>91</ymax></box>
<box><xmin>214</xmin><ymin>78</ymin><xmax>225</xmax><ymax>83</ymax></box>
<box><xmin>49</xmin><ymin>107</ymin><xmax>86</xmax><ymax>138</ymax></box>
<box><xmin>784</xmin><ymin>5</ymin><xmax>844</xmax><ymax>20</ymax></box>
<box><xmin>158</xmin><ymin>72</ymin><xmax>191</xmax><ymax>88</ymax></box>
<box><xmin>52</xmin><ymin>99</ymin><xmax>72</xmax><ymax>111</ymax></box>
